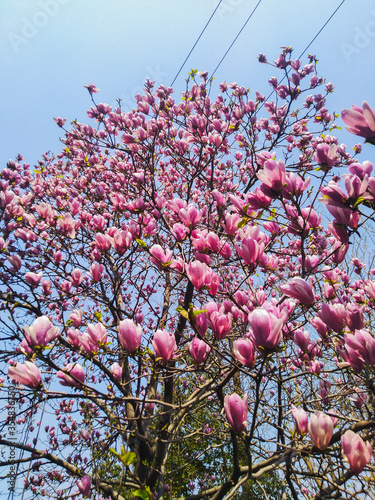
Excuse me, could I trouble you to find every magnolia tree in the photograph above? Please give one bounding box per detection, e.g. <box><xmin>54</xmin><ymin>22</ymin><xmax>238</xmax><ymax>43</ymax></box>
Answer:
<box><xmin>1</xmin><ymin>47</ymin><xmax>375</xmax><ymax>500</ymax></box>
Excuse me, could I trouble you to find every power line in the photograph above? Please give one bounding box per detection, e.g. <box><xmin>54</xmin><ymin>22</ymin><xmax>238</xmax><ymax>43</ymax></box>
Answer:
<box><xmin>297</xmin><ymin>0</ymin><xmax>346</xmax><ymax>60</ymax></box>
<box><xmin>211</xmin><ymin>0</ymin><xmax>263</xmax><ymax>79</ymax></box>
<box><xmin>170</xmin><ymin>0</ymin><xmax>223</xmax><ymax>87</ymax></box>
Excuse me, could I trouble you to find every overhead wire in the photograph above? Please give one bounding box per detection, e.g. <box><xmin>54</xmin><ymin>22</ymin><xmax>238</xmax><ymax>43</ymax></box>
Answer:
<box><xmin>211</xmin><ymin>0</ymin><xmax>263</xmax><ymax>79</ymax></box>
<box><xmin>170</xmin><ymin>0</ymin><xmax>223</xmax><ymax>87</ymax></box>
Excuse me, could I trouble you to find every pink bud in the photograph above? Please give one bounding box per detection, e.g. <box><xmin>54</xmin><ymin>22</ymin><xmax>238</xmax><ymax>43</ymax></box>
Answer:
<box><xmin>110</xmin><ymin>362</ymin><xmax>122</xmax><ymax>380</ymax></box>
<box><xmin>57</xmin><ymin>363</ymin><xmax>85</xmax><ymax>388</ymax></box>
<box><xmin>24</xmin><ymin>272</ymin><xmax>43</xmax><ymax>288</ymax></box>
<box><xmin>8</xmin><ymin>361</ymin><xmax>41</xmax><ymax>389</ymax></box>
<box><xmin>69</xmin><ymin>309</ymin><xmax>83</xmax><ymax>327</ymax></box>
<box><xmin>90</xmin><ymin>262</ymin><xmax>104</xmax><ymax>282</ymax></box>
<box><xmin>308</xmin><ymin>411</ymin><xmax>334</xmax><ymax>450</ymax></box>
<box><xmin>249</xmin><ymin>308</ymin><xmax>283</xmax><ymax>351</ymax></box>
<box><xmin>87</xmin><ymin>323</ymin><xmax>107</xmax><ymax>347</ymax></box>
<box><xmin>77</xmin><ymin>475</ymin><xmax>91</xmax><ymax>497</ymax></box>
<box><xmin>209</xmin><ymin>311</ymin><xmax>232</xmax><ymax>339</ymax></box>
<box><xmin>152</xmin><ymin>329</ymin><xmax>177</xmax><ymax>362</ymax></box>
<box><xmin>291</xmin><ymin>406</ymin><xmax>308</xmax><ymax>435</ymax></box>
<box><xmin>189</xmin><ymin>337</ymin><xmax>211</xmax><ymax>365</ymax></box>
<box><xmin>118</xmin><ymin>319</ymin><xmax>142</xmax><ymax>354</ymax></box>
<box><xmin>70</xmin><ymin>268</ymin><xmax>83</xmax><ymax>287</ymax></box>
<box><xmin>280</xmin><ymin>277</ymin><xmax>314</xmax><ymax>305</ymax></box>
<box><xmin>150</xmin><ymin>244</ymin><xmax>173</xmax><ymax>269</ymax></box>
<box><xmin>224</xmin><ymin>393</ymin><xmax>248</xmax><ymax>432</ymax></box>
<box><xmin>341</xmin><ymin>430</ymin><xmax>372</xmax><ymax>474</ymax></box>
<box><xmin>24</xmin><ymin>316</ymin><xmax>59</xmax><ymax>349</ymax></box>
<box><xmin>293</xmin><ymin>329</ymin><xmax>310</xmax><ymax>352</ymax></box>
<box><xmin>7</xmin><ymin>254</ymin><xmax>22</xmax><ymax>271</ymax></box>
<box><xmin>233</xmin><ymin>338</ymin><xmax>255</xmax><ymax>367</ymax></box>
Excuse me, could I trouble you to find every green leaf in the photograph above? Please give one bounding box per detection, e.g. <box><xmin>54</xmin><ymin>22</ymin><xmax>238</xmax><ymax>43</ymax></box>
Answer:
<box><xmin>353</xmin><ymin>196</ymin><xmax>364</xmax><ymax>208</ymax></box>
<box><xmin>94</xmin><ymin>311</ymin><xmax>102</xmax><ymax>321</ymax></box>
<box><xmin>110</xmin><ymin>447</ymin><xmax>136</xmax><ymax>466</ymax></box>
<box><xmin>176</xmin><ymin>307</ymin><xmax>189</xmax><ymax>320</ymax></box>
<box><xmin>136</xmin><ymin>239</ymin><xmax>147</xmax><ymax>249</ymax></box>
<box><xmin>192</xmin><ymin>309</ymin><xmax>207</xmax><ymax>317</ymax></box>
<box><xmin>237</xmin><ymin>217</ymin><xmax>248</xmax><ymax>229</ymax></box>
<box><xmin>132</xmin><ymin>488</ymin><xmax>153</xmax><ymax>500</ymax></box>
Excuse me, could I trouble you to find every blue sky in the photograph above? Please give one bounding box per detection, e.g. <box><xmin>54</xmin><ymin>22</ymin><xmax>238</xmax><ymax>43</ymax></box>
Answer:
<box><xmin>1</xmin><ymin>0</ymin><xmax>375</xmax><ymax>170</ymax></box>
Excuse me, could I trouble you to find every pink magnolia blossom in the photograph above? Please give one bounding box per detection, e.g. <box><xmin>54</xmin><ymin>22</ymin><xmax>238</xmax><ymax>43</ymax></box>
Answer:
<box><xmin>341</xmin><ymin>101</ymin><xmax>375</xmax><ymax>144</ymax></box>
<box><xmin>249</xmin><ymin>307</ymin><xmax>283</xmax><ymax>351</ymax></box>
<box><xmin>118</xmin><ymin>319</ymin><xmax>142</xmax><ymax>354</ymax></box>
<box><xmin>69</xmin><ymin>309</ymin><xmax>83</xmax><ymax>327</ymax></box>
<box><xmin>224</xmin><ymin>393</ymin><xmax>248</xmax><ymax>433</ymax></box>
<box><xmin>209</xmin><ymin>311</ymin><xmax>232</xmax><ymax>339</ymax></box>
<box><xmin>308</xmin><ymin>411</ymin><xmax>334</xmax><ymax>450</ymax></box>
<box><xmin>189</xmin><ymin>337</ymin><xmax>211</xmax><ymax>365</ymax></box>
<box><xmin>7</xmin><ymin>255</ymin><xmax>22</xmax><ymax>271</ymax></box>
<box><xmin>233</xmin><ymin>338</ymin><xmax>256</xmax><ymax>368</ymax></box>
<box><xmin>152</xmin><ymin>329</ymin><xmax>176</xmax><ymax>362</ymax></box>
<box><xmin>186</xmin><ymin>261</ymin><xmax>210</xmax><ymax>290</ymax></box>
<box><xmin>110</xmin><ymin>362</ymin><xmax>122</xmax><ymax>380</ymax></box>
<box><xmin>24</xmin><ymin>316</ymin><xmax>60</xmax><ymax>349</ymax></box>
<box><xmin>257</xmin><ymin>158</ymin><xmax>286</xmax><ymax>192</ymax></box>
<box><xmin>87</xmin><ymin>323</ymin><xmax>107</xmax><ymax>347</ymax></box>
<box><xmin>90</xmin><ymin>262</ymin><xmax>104</xmax><ymax>282</ymax></box>
<box><xmin>8</xmin><ymin>361</ymin><xmax>41</xmax><ymax>389</ymax></box>
<box><xmin>57</xmin><ymin>363</ymin><xmax>85</xmax><ymax>388</ymax></box>
<box><xmin>291</xmin><ymin>406</ymin><xmax>308</xmax><ymax>435</ymax></box>
<box><xmin>341</xmin><ymin>430</ymin><xmax>372</xmax><ymax>474</ymax></box>
<box><xmin>235</xmin><ymin>237</ymin><xmax>264</xmax><ymax>266</ymax></box>
<box><xmin>24</xmin><ymin>271</ymin><xmax>43</xmax><ymax>287</ymax></box>
<box><xmin>71</xmin><ymin>268</ymin><xmax>83</xmax><ymax>287</ymax></box>
<box><xmin>314</xmin><ymin>143</ymin><xmax>337</xmax><ymax>169</ymax></box>
<box><xmin>293</xmin><ymin>329</ymin><xmax>310</xmax><ymax>352</ymax></box>
<box><xmin>77</xmin><ymin>474</ymin><xmax>92</xmax><ymax>497</ymax></box>
<box><xmin>280</xmin><ymin>277</ymin><xmax>314</xmax><ymax>305</ymax></box>
<box><xmin>150</xmin><ymin>244</ymin><xmax>173</xmax><ymax>269</ymax></box>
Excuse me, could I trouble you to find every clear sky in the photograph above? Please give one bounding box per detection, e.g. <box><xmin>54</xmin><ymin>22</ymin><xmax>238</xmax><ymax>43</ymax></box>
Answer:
<box><xmin>1</xmin><ymin>0</ymin><xmax>375</xmax><ymax>169</ymax></box>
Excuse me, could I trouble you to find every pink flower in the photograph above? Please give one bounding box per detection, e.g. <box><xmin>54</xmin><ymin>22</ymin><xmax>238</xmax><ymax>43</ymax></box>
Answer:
<box><xmin>186</xmin><ymin>261</ymin><xmax>209</xmax><ymax>290</ymax></box>
<box><xmin>249</xmin><ymin>308</ymin><xmax>283</xmax><ymax>351</ymax></box>
<box><xmin>69</xmin><ymin>309</ymin><xmax>83</xmax><ymax>327</ymax></box>
<box><xmin>118</xmin><ymin>319</ymin><xmax>142</xmax><ymax>354</ymax></box>
<box><xmin>291</xmin><ymin>406</ymin><xmax>308</xmax><ymax>435</ymax></box>
<box><xmin>189</xmin><ymin>337</ymin><xmax>211</xmax><ymax>365</ymax></box>
<box><xmin>209</xmin><ymin>311</ymin><xmax>232</xmax><ymax>339</ymax></box>
<box><xmin>314</xmin><ymin>143</ymin><xmax>337</xmax><ymax>170</ymax></box>
<box><xmin>233</xmin><ymin>338</ymin><xmax>255</xmax><ymax>368</ymax></box>
<box><xmin>341</xmin><ymin>101</ymin><xmax>375</xmax><ymax>144</ymax></box>
<box><xmin>280</xmin><ymin>277</ymin><xmax>314</xmax><ymax>305</ymax></box>
<box><xmin>293</xmin><ymin>329</ymin><xmax>310</xmax><ymax>352</ymax></box>
<box><xmin>341</xmin><ymin>430</ymin><xmax>372</xmax><ymax>474</ymax></box>
<box><xmin>71</xmin><ymin>268</ymin><xmax>83</xmax><ymax>287</ymax></box>
<box><xmin>235</xmin><ymin>237</ymin><xmax>264</xmax><ymax>266</ymax></box>
<box><xmin>24</xmin><ymin>271</ymin><xmax>43</xmax><ymax>287</ymax></box>
<box><xmin>77</xmin><ymin>474</ymin><xmax>92</xmax><ymax>497</ymax></box>
<box><xmin>8</xmin><ymin>361</ymin><xmax>41</xmax><ymax>389</ymax></box>
<box><xmin>24</xmin><ymin>316</ymin><xmax>59</xmax><ymax>349</ymax></box>
<box><xmin>318</xmin><ymin>303</ymin><xmax>346</xmax><ymax>333</ymax></box>
<box><xmin>308</xmin><ymin>411</ymin><xmax>334</xmax><ymax>450</ymax></box>
<box><xmin>110</xmin><ymin>362</ymin><xmax>122</xmax><ymax>380</ymax></box>
<box><xmin>257</xmin><ymin>158</ymin><xmax>286</xmax><ymax>192</ymax></box>
<box><xmin>7</xmin><ymin>254</ymin><xmax>22</xmax><ymax>271</ymax></box>
<box><xmin>152</xmin><ymin>329</ymin><xmax>176</xmax><ymax>362</ymax></box>
<box><xmin>150</xmin><ymin>244</ymin><xmax>173</xmax><ymax>269</ymax></box>
<box><xmin>57</xmin><ymin>363</ymin><xmax>85</xmax><ymax>388</ymax></box>
<box><xmin>90</xmin><ymin>262</ymin><xmax>104</xmax><ymax>282</ymax></box>
<box><xmin>224</xmin><ymin>393</ymin><xmax>248</xmax><ymax>432</ymax></box>
<box><xmin>87</xmin><ymin>323</ymin><xmax>107</xmax><ymax>347</ymax></box>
